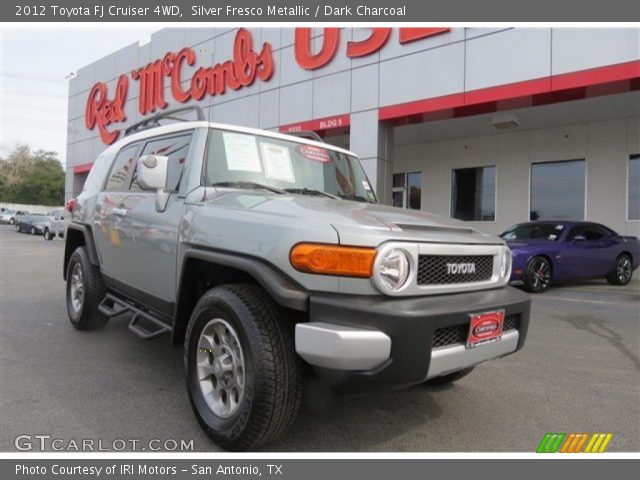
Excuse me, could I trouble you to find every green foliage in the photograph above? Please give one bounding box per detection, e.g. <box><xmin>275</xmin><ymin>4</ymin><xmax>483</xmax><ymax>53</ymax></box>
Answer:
<box><xmin>0</xmin><ymin>144</ymin><xmax>65</xmax><ymax>206</ymax></box>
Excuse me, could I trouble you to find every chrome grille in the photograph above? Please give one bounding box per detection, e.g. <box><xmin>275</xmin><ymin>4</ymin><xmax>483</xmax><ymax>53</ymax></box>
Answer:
<box><xmin>432</xmin><ymin>313</ymin><xmax>521</xmax><ymax>348</ymax></box>
<box><xmin>417</xmin><ymin>255</ymin><xmax>494</xmax><ymax>285</ymax></box>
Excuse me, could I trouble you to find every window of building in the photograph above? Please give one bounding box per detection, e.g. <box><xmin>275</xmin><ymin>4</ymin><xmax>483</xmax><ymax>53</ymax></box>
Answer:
<box><xmin>392</xmin><ymin>172</ymin><xmax>422</xmax><ymax>209</ymax></box>
<box><xmin>104</xmin><ymin>144</ymin><xmax>139</xmax><ymax>191</ymax></box>
<box><xmin>131</xmin><ymin>133</ymin><xmax>192</xmax><ymax>192</ymax></box>
<box><xmin>530</xmin><ymin>159</ymin><xmax>585</xmax><ymax>221</ymax></box>
<box><xmin>629</xmin><ymin>154</ymin><xmax>640</xmax><ymax>220</ymax></box>
<box><xmin>451</xmin><ymin>166</ymin><xmax>496</xmax><ymax>221</ymax></box>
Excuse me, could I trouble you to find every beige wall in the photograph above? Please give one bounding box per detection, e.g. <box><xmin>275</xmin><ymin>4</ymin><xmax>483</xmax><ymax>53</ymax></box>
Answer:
<box><xmin>393</xmin><ymin>117</ymin><xmax>640</xmax><ymax>237</ymax></box>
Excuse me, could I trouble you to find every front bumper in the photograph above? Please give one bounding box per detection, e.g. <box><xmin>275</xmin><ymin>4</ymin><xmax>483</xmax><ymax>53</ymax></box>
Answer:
<box><xmin>296</xmin><ymin>286</ymin><xmax>530</xmax><ymax>391</ymax></box>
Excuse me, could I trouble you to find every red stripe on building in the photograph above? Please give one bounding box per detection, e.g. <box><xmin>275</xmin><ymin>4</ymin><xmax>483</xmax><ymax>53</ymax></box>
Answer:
<box><xmin>379</xmin><ymin>60</ymin><xmax>640</xmax><ymax>125</ymax></box>
<box><xmin>73</xmin><ymin>162</ymin><xmax>94</xmax><ymax>174</ymax></box>
<box><xmin>279</xmin><ymin>113</ymin><xmax>351</xmax><ymax>136</ymax></box>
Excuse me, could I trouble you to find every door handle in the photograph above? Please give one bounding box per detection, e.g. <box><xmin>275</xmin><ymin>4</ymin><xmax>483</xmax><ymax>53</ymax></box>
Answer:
<box><xmin>113</xmin><ymin>208</ymin><xmax>128</xmax><ymax>217</ymax></box>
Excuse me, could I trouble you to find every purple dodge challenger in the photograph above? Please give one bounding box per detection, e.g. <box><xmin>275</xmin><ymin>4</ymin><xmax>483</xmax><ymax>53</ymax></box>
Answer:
<box><xmin>501</xmin><ymin>221</ymin><xmax>639</xmax><ymax>293</ymax></box>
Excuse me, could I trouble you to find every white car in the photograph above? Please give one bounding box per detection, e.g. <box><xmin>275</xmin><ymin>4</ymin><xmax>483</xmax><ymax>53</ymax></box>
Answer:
<box><xmin>0</xmin><ymin>209</ymin><xmax>28</xmax><ymax>225</ymax></box>
<box><xmin>43</xmin><ymin>210</ymin><xmax>67</xmax><ymax>240</ymax></box>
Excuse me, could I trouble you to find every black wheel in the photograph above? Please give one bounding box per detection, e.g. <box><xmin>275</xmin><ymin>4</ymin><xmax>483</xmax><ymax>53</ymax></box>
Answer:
<box><xmin>15</xmin><ymin>224</ymin><xmax>20</xmax><ymax>232</ymax></box>
<box><xmin>424</xmin><ymin>367</ymin><xmax>475</xmax><ymax>386</ymax></box>
<box><xmin>185</xmin><ymin>284</ymin><xmax>302</xmax><ymax>451</ymax></box>
<box><xmin>30</xmin><ymin>227</ymin><xmax>36</xmax><ymax>235</ymax></box>
<box><xmin>523</xmin><ymin>256</ymin><xmax>552</xmax><ymax>293</ymax></box>
<box><xmin>65</xmin><ymin>247</ymin><xmax>108</xmax><ymax>330</ymax></box>
<box><xmin>44</xmin><ymin>229</ymin><xmax>54</xmax><ymax>240</ymax></box>
<box><xmin>9</xmin><ymin>218</ymin><xmax>14</xmax><ymax>225</ymax></box>
<box><xmin>607</xmin><ymin>254</ymin><xmax>633</xmax><ymax>286</ymax></box>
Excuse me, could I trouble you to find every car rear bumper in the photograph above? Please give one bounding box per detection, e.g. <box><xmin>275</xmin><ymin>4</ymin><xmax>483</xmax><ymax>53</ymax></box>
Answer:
<box><xmin>297</xmin><ymin>286</ymin><xmax>530</xmax><ymax>391</ymax></box>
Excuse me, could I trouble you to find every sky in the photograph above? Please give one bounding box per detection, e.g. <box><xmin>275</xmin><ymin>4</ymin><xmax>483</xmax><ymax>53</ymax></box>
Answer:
<box><xmin>0</xmin><ymin>28</ymin><xmax>157</xmax><ymax>166</ymax></box>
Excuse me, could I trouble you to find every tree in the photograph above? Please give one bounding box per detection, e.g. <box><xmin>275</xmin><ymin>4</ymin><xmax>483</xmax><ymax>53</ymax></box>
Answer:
<box><xmin>0</xmin><ymin>144</ymin><xmax>65</xmax><ymax>206</ymax></box>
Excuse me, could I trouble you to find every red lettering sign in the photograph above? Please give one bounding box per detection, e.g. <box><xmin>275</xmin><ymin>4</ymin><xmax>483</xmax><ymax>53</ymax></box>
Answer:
<box><xmin>85</xmin><ymin>27</ymin><xmax>452</xmax><ymax>144</ymax></box>
<box><xmin>294</xmin><ymin>27</ymin><xmax>450</xmax><ymax>70</ymax></box>
<box><xmin>294</xmin><ymin>28</ymin><xmax>340</xmax><ymax>70</ymax></box>
<box><xmin>85</xmin><ymin>75</ymin><xmax>128</xmax><ymax>145</ymax></box>
<box><xmin>132</xmin><ymin>28</ymin><xmax>273</xmax><ymax>115</ymax></box>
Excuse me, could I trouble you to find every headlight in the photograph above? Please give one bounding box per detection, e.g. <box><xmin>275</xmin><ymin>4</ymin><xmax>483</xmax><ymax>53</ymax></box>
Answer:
<box><xmin>375</xmin><ymin>248</ymin><xmax>410</xmax><ymax>292</ymax></box>
<box><xmin>500</xmin><ymin>247</ymin><xmax>512</xmax><ymax>278</ymax></box>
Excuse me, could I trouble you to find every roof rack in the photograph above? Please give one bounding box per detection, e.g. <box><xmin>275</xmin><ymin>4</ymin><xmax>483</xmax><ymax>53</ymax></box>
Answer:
<box><xmin>124</xmin><ymin>106</ymin><xmax>205</xmax><ymax>137</ymax></box>
<box><xmin>283</xmin><ymin>130</ymin><xmax>326</xmax><ymax>143</ymax></box>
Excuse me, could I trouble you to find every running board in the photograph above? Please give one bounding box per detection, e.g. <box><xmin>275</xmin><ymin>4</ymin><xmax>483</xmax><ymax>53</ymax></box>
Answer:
<box><xmin>98</xmin><ymin>294</ymin><xmax>171</xmax><ymax>340</ymax></box>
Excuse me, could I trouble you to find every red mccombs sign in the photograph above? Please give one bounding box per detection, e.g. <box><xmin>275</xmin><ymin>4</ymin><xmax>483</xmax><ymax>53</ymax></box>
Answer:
<box><xmin>85</xmin><ymin>27</ymin><xmax>450</xmax><ymax>145</ymax></box>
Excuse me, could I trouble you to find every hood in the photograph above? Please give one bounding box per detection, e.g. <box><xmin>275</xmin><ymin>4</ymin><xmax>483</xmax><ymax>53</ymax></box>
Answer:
<box><xmin>204</xmin><ymin>190</ymin><xmax>503</xmax><ymax>246</ymax></box>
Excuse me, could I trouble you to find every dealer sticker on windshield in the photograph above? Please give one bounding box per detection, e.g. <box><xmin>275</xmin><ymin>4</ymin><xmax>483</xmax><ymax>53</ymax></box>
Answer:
<box><xmin>466</xmin><ymin>309</ymin><xmax>505</xmax><ymax>349</ymax></box>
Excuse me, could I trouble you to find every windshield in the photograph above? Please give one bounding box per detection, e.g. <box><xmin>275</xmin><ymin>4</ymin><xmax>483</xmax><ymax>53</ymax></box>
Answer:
<box><xmin>501</xmin><ymin>223</ymin><xmax>564</xmax><ymax>241</ymax></box>
<box><xmin>204</xmin><ymin>129</ymin><xmax>377</xmax><ymax>203</ymax></box>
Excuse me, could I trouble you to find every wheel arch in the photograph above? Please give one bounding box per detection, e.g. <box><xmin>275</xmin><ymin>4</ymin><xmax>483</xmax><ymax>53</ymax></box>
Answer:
<box><xmin>172</xmin><ymin>248</ymin><xmax>309</xmax><ymax>347</ymax></box>
<box><xmin>63</xmin><ymin>223</ymin><xmax>100</xmax><ymax>280</ymax></box>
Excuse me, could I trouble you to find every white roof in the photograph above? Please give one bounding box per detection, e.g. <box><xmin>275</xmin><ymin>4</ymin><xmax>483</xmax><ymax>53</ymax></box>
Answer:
<box><xmin>105</xmin><ymin>121</ymin><xmax>357</xmax><ymax>157</ymax></box>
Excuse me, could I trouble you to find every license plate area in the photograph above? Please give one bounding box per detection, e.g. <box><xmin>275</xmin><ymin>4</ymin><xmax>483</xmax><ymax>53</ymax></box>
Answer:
<box><xmin>466</xmin><ymin>309</ymin><xmax>505</xmax><ymax>349</ymax></box>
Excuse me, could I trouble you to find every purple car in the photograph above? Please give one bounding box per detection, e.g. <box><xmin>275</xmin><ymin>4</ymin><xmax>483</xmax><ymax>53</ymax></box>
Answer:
<box><xmin>501</xmin><ymin>221</ymin><xmax>639</xmax><ymax>293</ymax></box>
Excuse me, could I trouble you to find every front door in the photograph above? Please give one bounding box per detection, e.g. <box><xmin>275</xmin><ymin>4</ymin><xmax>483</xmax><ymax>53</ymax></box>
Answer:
<box><xmin>118</xmin><ymin>132</ymin><xmax>193</xmax><ymax>305</ymax></box>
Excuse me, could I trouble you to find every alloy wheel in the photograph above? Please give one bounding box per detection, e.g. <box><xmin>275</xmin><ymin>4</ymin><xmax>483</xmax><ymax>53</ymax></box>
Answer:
<box><xmin>196</xmin><ymin>318</ymin><xmax>246</xmax><ymax>418</ymax></box>
<box><xmin>69</xmin><ymin>263</ymin><xmax>85</xmax><ymax>312</ymax></box>
<box><xmin>617</xmin><ymin>256</ymin><xmax>632</xmax><ymax>284</ymax></box>
<box><xmin>530</xmin><ymin>258</ymin><xmax>551</xmax><ymax>292</ymax></box>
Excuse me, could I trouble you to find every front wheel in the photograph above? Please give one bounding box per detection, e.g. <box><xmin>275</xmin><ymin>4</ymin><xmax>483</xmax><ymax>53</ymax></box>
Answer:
<box><xmin>30</xmin><ymin>227</ymin><xmax>36</xmax><ymax>235</ymax></box>
<box><xmin>66</xmin><ymin>247</ymin><xmax>108</xmax><ymax>330</ymax></box>
<box><xmin>44</xmin><ymin>229</ymin><xmax>54</xmax><ymax>240</ymax></box>
<box><xmin>185</xmin><ymin>284</ymin><xmax>302</xmax><ymax>451</ymax></box>
<box><xmin>9</xmin><ymin>218</ymin><xmax>15</xmax><ymax>225</ymax></box>
<box><xmin>523</xmin><ymin>256</ymin><xmax>552</xmax><ymax>293</ymax></box>
<box><xmin>607</xmin><ymin>254</ymin><xmax>633</xmax><ymax>285</ymax></box>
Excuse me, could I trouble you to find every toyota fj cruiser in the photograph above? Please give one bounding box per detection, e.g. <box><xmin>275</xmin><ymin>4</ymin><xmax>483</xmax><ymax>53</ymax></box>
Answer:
<box><xmin>64</xmin><ymin>107</ymin><xmax>530</xmax><ymax>451</ymax></box>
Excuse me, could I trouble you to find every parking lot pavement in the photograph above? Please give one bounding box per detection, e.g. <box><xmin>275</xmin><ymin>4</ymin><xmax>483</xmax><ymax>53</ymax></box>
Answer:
<box><xmin>1</xmin><ymin>224</ymin><xmax>638</xmax><ymax>452</ymax></box>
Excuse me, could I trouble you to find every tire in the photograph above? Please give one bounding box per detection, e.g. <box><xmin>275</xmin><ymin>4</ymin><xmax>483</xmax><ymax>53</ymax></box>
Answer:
<box><xmin>65</xmin><ymin>246</ymin><xmax>108</xmax><ymax>330</ymax></box>
<box><xmin>9</xmin><ymin>218</ymin><xmax>14</xmax><ymax>225</ymax></box>
<box><xmin>424</xmin><ymin>367</ymin><xmax>475</xmax><ymax>386</ymax></box>
<box><xmin>607</xmin><ymin>253</ymin><xmax>633</xmax><ymax>286</ymax></box>
<box><xmin>15</xmin><ymin>224</ymin><xmax>20</xmax><ymax>232</ymax></box>
<box><xmin>44</xmin><ymin>229</ymin><xmax>54</xmax><ymax>241</ymax></box>
<box><xmin>523</xmin><ymin>256</ymin><xmax>552</xmax><ymax>293</ymax></box>
<box><xmin>185</xmin><ymin>284</ymin><xmax>302</xmax><ymax>451</ymax></box>
<box><xmin>30</xmin><ymin>227</ymin><xmax>36</xmax><ymax>235</ymax></box>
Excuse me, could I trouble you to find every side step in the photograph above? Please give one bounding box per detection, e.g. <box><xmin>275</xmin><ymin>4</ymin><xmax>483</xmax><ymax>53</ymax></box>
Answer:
<box><xmin>98</xmin><ymin>294</ymin><xmax>172</xmax><ymax>340</ymax></box>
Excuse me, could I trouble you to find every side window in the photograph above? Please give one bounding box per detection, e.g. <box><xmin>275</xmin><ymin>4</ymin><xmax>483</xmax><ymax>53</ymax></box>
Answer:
<box><xmin>104</xmin><ymin>144</ymin><xmax>139</xmax><ymax>191</ymax></box>
<box><xmin>131</xmin><ymin>133</ymin><xmax>192</xmax><ymax>192</ymax></box>
<box><xmin>568</xmin><ymin>225</ymin><xmax>604</xmax><ymax>241</ymax></box>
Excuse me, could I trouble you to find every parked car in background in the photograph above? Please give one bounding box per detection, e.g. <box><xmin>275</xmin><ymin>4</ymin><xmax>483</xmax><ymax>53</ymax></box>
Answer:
<box><xmin>502</xmin><ymin>221</ymin><xmax>640</xmax><ymax>293</ymax></box>
<box><xmin>43</xmin><ymin>210</ymin><xmax>66</xmax><ymax>240</ymax></box>
<box><xmin>15</xmin><ymin>213</ymin><xmax>48</xmax><ymax>235</ymax></box>
<box><xmin>0</xmin><ymin>210</ymin><xmax>28</xmax><ymax>225</ymax></box>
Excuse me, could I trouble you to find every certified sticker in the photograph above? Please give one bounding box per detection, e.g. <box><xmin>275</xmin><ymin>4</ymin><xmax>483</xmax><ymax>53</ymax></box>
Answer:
<box><xmin>297</xmin><ymin>145</ymin><xmax>331</xmax><ymax>163</ymax></box>
<box><xmin>467</xmin><ymin>309</ymin><xmax>505</xmax><ymax>349</ymax></box>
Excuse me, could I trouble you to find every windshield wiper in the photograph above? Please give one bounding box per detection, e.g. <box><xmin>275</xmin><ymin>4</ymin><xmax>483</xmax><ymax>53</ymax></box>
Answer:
<box><xmin>282</xmin><ymin>187</ymin><xmax>338</xmax><ymax>199</ymax></box>
<box><xmin>211</xmin><ymin>181</ymin><xmax>284</xmax><ymax>194</ymax></box>
<box><xmin>336</xmin><ymin>193</ymin><xmax>371</xmax><ymax>203</ymax></box>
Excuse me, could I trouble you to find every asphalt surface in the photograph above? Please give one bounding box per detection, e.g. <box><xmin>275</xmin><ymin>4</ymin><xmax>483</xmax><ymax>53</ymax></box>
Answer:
<box><xmin>1</xmin><ymin>224</ymin><xmax>638</xmax><ymax>452</ymax></box>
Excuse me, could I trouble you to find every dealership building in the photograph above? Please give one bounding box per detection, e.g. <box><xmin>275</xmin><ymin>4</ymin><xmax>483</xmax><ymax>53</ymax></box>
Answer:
<box><xmin>66</xmin><ymin>27</ymin><xmax>640</xmax><ymax>235</ymax></box>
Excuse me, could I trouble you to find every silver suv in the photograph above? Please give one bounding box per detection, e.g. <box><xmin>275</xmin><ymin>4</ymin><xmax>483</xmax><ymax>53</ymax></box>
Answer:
<box><xmin>64</xmin><ymin>107</ymin><xmax>530</xmax><ymax>451</ymax></box>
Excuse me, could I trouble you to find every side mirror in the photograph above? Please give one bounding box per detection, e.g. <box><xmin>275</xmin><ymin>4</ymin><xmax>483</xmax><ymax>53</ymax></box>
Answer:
<box><xmin>572</xmin><ymin>234</ymin><xmax>587</xmax><ymax>242</ymax></box>
<box><xmin>137</xmin><ymin>154</ymin><xmax>169</xmax><ymax>191</ymax></box>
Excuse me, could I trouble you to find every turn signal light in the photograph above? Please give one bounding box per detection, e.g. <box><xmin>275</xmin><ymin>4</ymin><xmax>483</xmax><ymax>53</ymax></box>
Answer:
<box><xmin>290</xmin><ymin>243</ymin><xmax>376</xmax><ymax>278</ymax></box>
